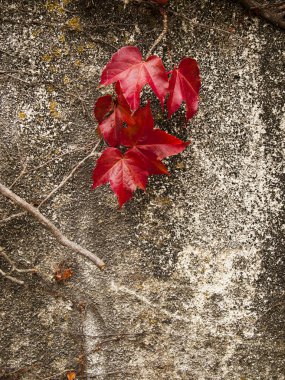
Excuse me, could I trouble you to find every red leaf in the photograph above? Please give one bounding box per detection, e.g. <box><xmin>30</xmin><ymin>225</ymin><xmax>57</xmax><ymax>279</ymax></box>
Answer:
<box><xmin>121</xmin><ymin>102</ymin><xmax>189</xmax><ymax>160</ymax></box>
<box><xmin>92</xmin><ymin>147</ymin><xmax>149</xmax><ymax>207</ymax></box>
<box><xmin>100</xmin><ymin>46</ymin><xmax>168</xmax><ymax>111</ymax></box>
<box><xmin>54</xmin><ymin>268</ymin><xmax>73</xmax><ymax>282</ymax></box>
<box><xmin>94</xmin><ymin>95</ymin><xmax>113</xmax><ymax>123</ymax></box>
<box><xmin>167</xmin><ymin>58</ymin><xmax>201</xmax><ymax>121</ymax></box>
<box><xmin>94</xmin><ymin>83</ymin><xmax>134</xmax><ymax>146</ymax></box>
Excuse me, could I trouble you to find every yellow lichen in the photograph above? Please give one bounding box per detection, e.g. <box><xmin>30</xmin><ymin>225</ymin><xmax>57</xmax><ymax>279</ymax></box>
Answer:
<box><xmin>18</xmin><ymin>111</ymin><xmax>26</xmax><ymax>120</ymax></box>
<box><xmin>31</xmin><ymin>29</ymin><xmax>41</xmax><ymax>37</ymax></box>
<box><xmin>50</xmin><ymin>66</ymin><xmax>58</xmax><ymax>73</ymax></box>
<box><xmin>53</xmin><ymin>48</ymin><xmax>62</xmax><ymax>58</ymax></box>
<box><xmin>47</xmin><ymin>85</ymin><xmax>55</xmax><ymax>93</ymax></box>
<box><xmin>49</xmin><ymin>100</ymin><xmax>60</xmax><ymax>118</ymax></box>
<box><xmin>77</xmin><ymin>45</ymin><xmax>84</xmax><ymax>53</ymax></box>
<box><xmin>66</xmin><ymin>16</ymin><xmax>82</xmax><ymax>31</ymax></box>
<box><xmin>45</xmin><ymin>0</ymin><xmax>64</xmax><ymax>13</ymax></box>
<box><xmin>58</xmin><ymin>33</ymin><xmax>65</xmax><ymax>43</ymax></box>
<box><xmin>63</xmin><ymin>75</ymin><xmax>70</xmax><ymax>85</ymax></box>
<box><xmin>74</xmin><ymin>59</ymin><xmax>81</xmax><ymax>67</ymax></box>
<box><xmin>42</xmin><ymin>54</ymin><xmax>52</xmax><ymax>62</ymax></box>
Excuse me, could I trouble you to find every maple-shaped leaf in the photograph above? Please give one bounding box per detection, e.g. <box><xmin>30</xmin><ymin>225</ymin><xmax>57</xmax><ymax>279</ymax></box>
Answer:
<box><xmin>167</xmin><ymin>58</ymin><xmax>201</xmax><ymax>121</ymax></box>
<box><xmin>121</xmin><ymin>102</ymin><xmax>189</xmax><ymax>160</ymax></box>
<box><xmin>94</xmin><ymin>83</ymin><xmax>134</xmax><ymax>146</ymax></box>
<box><xmin>92</xmin><ymin>147</ymin><xmax>151</xmax><ymax>207</ymax></box>
<box><xmin>100</xmin><ymin>46</ymin><xmax>168</xmax><ymax>111</ymax></box>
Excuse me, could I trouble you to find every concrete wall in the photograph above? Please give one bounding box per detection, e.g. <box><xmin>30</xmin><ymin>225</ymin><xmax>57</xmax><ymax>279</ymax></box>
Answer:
<box><xmin>0</xmin><ymin>0</ymin><xmax>284</xmax><ymax>379</ymax></box>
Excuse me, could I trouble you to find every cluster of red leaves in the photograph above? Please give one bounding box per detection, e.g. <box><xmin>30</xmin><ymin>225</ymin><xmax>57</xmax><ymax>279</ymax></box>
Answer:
<box><xmin>92</xmin><ymin>46</ymin><xmax>200</xmax><ymax>207</ymax></box>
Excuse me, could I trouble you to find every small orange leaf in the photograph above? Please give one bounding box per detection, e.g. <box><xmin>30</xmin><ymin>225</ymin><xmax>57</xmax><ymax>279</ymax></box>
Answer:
<box><xmin>54</xmin><ymin>268</ymin><xmax>73</xmax><ymax>282</ymax></box>
<box><xmin>67</xmin><ymin>370</ymin><xmax>76</xmax><ymax>380</ymax></box>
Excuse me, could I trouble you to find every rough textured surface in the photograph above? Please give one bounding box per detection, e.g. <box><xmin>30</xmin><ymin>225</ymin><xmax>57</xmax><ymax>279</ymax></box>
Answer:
<box><xmin>0</xmin><ymin>0</ymin><xmax>284</xmax><ymax>379</ymax></box>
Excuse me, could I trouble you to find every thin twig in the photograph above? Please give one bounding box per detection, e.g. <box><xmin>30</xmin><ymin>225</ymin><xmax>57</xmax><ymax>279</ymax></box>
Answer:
<box><xmin>9</xmin><ymin>158</ymin><xmax>28</xmax><ymax>189</ymax></box>
<box><xmin>86</xmin><ymin>34</ymin><xmax>117</xmax><ymax>51</ymax></box>
<box><xmin>0</xmin><ymin>142</ymin><xmax>100</xmax><ymax>225</ymax></box>
<box><xmin>3</xmin><ymin>74</ymin><xmax>32</xmax><ymax>85</ymax></box>
<box><xmin>0</xmin><ymin>183</ymin><xmax>105</xmax><ymax>270</ymax></box>
<box><xmin>0</xmin><ymin>70</ymin><xmax>23</xmax><ymax>74</ymax></box>
<box><xmin>38</xmin><ymin>141</ymin><xmax>100</xmax><ymax>208</ymax></box>
<box><xmin>146</xmin><ymin>10</ymin><xmax>168</xmax><ymax>58</ymax></box>
<box><xmin>0</xmin><ymin>247</ymin><xmax>37</xmax><ymax>274</ymax></box>
<box><xmin>32</xmin><ymin>142</ymin><xmax>95</xmax><ymax>171</ymax></box>
<box><xmin>0</xmin><ymin>268</ymin><xmax>24</xmax><ymax>285</ymax></box>
<box><xmin>0</xmin><ymin>17</ymin><xmax>63</xmax><ymax>28</ymax></box>
<box><xmin>170</xmin><ymin>10</ymin><xmax>236</xmax><ymax>35</ymax></box>
<box><xmin>0</xmin><ymin>211</ymin><xmax>26</xmax><ymax>225</ymax></box>
<box><xmin>238</xmin><ymin>0</ymin><xmax>285</xmax><ymax>29</ymax></box>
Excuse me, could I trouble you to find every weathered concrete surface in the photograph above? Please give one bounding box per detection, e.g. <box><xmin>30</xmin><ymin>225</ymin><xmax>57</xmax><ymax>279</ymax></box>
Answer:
<box><xmin>0</xmin><ymin>0</ymin><xmax>284</xmax><ymax>379</ymax></box>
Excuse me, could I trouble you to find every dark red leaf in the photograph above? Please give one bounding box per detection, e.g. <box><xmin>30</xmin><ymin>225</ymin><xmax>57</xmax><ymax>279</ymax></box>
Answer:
<box><xmin>94</xmin><ymin>95</ymin><xmax>113</xmax><ymax>123</ymax></box>
<box><xmin>94</xmin><ymin>83</ymin><xmax>134</xmax><ymax>146</ymax></box>
<box><xmin>100</xmin><ymin>46</ymin><xmax>168</xmax><ymax>111</ymax></box>
<box><xmin>167</xmin><ymin>58</ymin><xmax>201</xmax><ymax>121</ymax></box>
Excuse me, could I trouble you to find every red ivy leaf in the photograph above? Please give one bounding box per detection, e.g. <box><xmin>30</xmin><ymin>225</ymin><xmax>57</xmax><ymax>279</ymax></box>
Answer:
<box><xmin>121</xmin><ymin>102</ymin><xmax>189</xmax><ymax>160</ymax></box>
<box><xmin>94</xmin><ymin>95</ymin><xmax>113</xmax><ymax>123</ymax></box>
<box><xmin>94</xmin><ymin>83</ymin><xmax>133</xmax><ymax>146</ymax></box>
<box><xmin>92</xmin><ymin>147</ymin><xmax>150</xmax><ymax>207</ymax></box>
<box><xmin>100</xmin><ymin>46</ymin><xmax>168</xmax><ymax>112</ymax></box>
<box><xmin>167</xmin><ymin>58</ymin><xmax>201</xmax><ymax>121</ymax></box>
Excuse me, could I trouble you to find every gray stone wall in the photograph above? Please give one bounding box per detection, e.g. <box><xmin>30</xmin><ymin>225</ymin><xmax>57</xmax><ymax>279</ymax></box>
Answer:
<box><xmin>0</xmin><ymin>0</ymin><xmax>284</xmax><ymax>379</ymax></box>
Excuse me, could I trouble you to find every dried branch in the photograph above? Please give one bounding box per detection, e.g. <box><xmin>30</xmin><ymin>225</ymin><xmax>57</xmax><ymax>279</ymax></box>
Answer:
<box><xmin>147</xmin><ymin>10</ymin><xmax>168</xmax><ymax>58</ymax></box>
<box><xmin>38</xmin><ymin>141</ymin><xmax>101</xmax><ymax>208</ymax></box>
<box><xmin>0</xmin><ymin>141</ymin><xmax>101</xmax><ymax>225</ymax></box>
<box><xmin>238</xmin><ymin>0</ymin><xmax>285</xmax><ymax>29</ymax></box>
<box><xmin>170</xmin><ymin>10</ymin><xmax>236</xmax><ymax>35</ymax></box>
<box><xmin>0</xmin><ymin>183</ymin><xmax>105</xmax><ymax>270</ymax></box>
<box><xmin>0</xmin><ymin>268</ymin><xmax>25</xmax><ymax>285</ymax></box>
<box><xmin>0</xmin><ymin>211</ymin><xmax>26</xmax><ymax>225</ymax></box>
<box><xmin>0</xmin><ymin>247</ymin><xmax>37</xmax><ymax>285</ymax></box>
<box><xmin>9</xmin><ymin>158</ymin><xmax>28</xmax><ymax>189</ymax></box>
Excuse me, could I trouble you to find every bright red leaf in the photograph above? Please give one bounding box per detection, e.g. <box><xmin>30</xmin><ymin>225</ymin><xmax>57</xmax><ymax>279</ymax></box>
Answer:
<box><xmin>121</xmin><ymin>102</ymin><xmax>189</xmax><ymax>161</ymax></box>
<box><xmin>167</xmin><ymin>58</ymin><xmax>201</xmax><ymax>121</ymax></box>
<box><xmin>92</xmin><ymin>147</ymin><xmax>150</xmax><ymax>207</ymax></box>
<box><xmin>100</xmin><ymin>46</ymin><xmax>168</xmax><ymax>111</ymax></box>
<box><xmin>94</xmin><ymin>83</ymin><xmax>134</xmax><ymax>146</ymax></box>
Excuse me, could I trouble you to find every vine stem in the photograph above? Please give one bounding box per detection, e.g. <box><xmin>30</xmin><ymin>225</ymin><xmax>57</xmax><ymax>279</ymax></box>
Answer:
<box><xmin>146</xmin><ymin>9</ymin><xmax>168</xmax><ymax>58</ymax></box>
<box><xmin>0</xmin><ymin>182</ymin><xmax>105</xmax><ymax>270</ymax></box>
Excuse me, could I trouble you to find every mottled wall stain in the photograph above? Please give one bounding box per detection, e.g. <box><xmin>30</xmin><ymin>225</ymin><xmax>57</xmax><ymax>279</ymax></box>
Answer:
<box><xmin>0</xmin><ymin>0</ymin><xmax>284</xmax><ymax>379</ymax></box>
